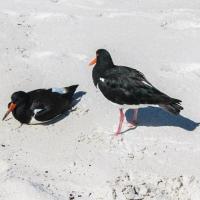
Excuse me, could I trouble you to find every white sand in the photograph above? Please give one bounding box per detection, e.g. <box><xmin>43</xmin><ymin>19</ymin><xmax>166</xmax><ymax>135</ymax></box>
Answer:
<box><xmin>0</xmin><ymin>0</ymin><xmax>200</xmax><ymax>199</ymax></box>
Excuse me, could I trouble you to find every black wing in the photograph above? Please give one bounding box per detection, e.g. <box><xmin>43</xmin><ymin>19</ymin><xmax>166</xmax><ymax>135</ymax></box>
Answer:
<box><xmin>98</xmin><ymin>66</ymin><xmax>172</xmax><ymax>105</ymax></box>
<box><xmin>28</xmin><ymin>89</ymin><xmax>69</xmax><ymax>122</ymax></box>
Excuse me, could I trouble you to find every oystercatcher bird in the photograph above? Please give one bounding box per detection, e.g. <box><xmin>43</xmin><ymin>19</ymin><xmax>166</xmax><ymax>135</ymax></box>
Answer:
<box><xmin>2</xmin><ymin>85</ymin><xmax>78</xmax><ymax>124</ymax></box>
<box><xmin>89</xmin><ymin>49</ymin><xmax>183</xmax><ymax>135</ymax></box>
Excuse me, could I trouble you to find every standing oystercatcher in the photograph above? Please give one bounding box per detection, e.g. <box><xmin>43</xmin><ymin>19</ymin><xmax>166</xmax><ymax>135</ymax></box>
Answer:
<box><xmin>89</xmin><ymin>49</ymin><xmax>183</xmax><ymax>135</ymax></box>
<box><xmin>2</xmin><ymin>85</ymin><xmax>78</xmax><ymax>124</ymax></box>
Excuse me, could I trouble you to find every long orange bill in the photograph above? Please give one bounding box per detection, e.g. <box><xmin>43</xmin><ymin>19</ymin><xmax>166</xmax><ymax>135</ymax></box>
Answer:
<box><xmin>2</xmin><ymin>103</ymin><xmax>16</xmax><ymax>121</ymax></box>
<box><xmin>89</xmin><ymin>57</ymin><xmax>97</xmax><ymax>66</ymax></box>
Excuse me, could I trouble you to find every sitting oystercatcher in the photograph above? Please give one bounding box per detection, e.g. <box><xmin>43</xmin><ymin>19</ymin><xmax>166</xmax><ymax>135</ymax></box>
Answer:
<box><xmin>89</xmin><ymin>49</ymin><xmax>183</xmax><ymax>135</ymax></box>
<box><xmin>2</xmin><ymin>85</ymin><xmax>78</xmax><ymax>124</ymax></box>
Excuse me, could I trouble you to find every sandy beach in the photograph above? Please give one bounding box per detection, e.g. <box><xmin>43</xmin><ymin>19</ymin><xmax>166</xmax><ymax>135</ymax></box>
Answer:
<box><xmin>0</xmin><ymin>0</ymin><xmax>200</xmax><ymax>199</ymax></box>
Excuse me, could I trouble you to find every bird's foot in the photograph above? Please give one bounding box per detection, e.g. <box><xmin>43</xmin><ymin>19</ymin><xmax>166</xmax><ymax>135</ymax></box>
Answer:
<box><xmin>115</xmin><ymin>131</ymin><xmax>121</xmax><ymax>136</ymax></box>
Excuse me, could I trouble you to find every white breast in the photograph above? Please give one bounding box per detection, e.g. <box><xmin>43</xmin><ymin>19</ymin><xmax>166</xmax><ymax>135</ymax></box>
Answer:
<box><xmin>110</xmin><ymin>102</ymin><xmax>158</xmax><ymax>110</ymax></box>
<box><xmin>29</xmin><ymin>109</ymin><xmax>43</xmax><ymax>125</ymax></box>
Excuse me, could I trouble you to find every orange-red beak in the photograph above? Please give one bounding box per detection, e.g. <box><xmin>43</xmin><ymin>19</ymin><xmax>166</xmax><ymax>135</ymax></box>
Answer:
<box><xmin>89</xmin><ymin>57</ymin><xmax>97</xmax><ymax>66</ymax></box>
<box><xmin>2</xmin><ymin>103</ymin><xmax>16</xmax><ymax>121</ymax></box>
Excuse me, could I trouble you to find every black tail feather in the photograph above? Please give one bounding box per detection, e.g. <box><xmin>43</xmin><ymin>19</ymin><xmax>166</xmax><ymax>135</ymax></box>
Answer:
<box><xmin>160</xmin><ymin>99</ymin><xmax>183</xmax><ymax>115</ymax></box>
<box><xmin>64</xmin><ymin>85</ymin><xmax>78</xmax><ymax>99</ymax></box>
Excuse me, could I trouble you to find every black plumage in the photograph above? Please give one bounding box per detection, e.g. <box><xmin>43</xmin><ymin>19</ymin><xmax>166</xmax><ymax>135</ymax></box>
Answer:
<box><xmin>89</xmin><ymin>49</ymin><xmax>183</xmax><ymax>134</ymax></box>
<box><xmin>3</xmin><ymin>85</ymin><xmax>78</xmax><ymax>124</ymax></box>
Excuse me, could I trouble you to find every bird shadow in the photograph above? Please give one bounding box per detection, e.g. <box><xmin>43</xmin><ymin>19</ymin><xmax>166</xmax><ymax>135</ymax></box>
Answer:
<box><xmin>31</xmin><ymin>91</ymin><xmax>86</xmax><ymax>126</ymax></box>
<box><xmin>125</xmin><ymin>107</ymin><xmax>199</xmax><ymax>131</ymax></box>
<box><xmin>71</xmin><ymin>91</ymin><xmax>87</xmax><ymax>107</ymax></box>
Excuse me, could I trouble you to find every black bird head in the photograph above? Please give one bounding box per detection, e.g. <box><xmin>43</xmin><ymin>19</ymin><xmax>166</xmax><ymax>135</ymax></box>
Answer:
<box><xmin>2</xmin><ymin>91</ymin><xmax>29</xmax><ymax>121</ymax></box>
<box><xmin>89</xmin><ymin>49</ymin><xmax>114</xmax><ymax>87</ymax></box>
<box><xmin>11</xmin><ymin>91</ymin><xmax>29</xmax><ymax>105</ymax></box>
<box><xmin>89</xmin><ymin>49</ymin><xmax>114</xmax><ymax>68</ymax></box>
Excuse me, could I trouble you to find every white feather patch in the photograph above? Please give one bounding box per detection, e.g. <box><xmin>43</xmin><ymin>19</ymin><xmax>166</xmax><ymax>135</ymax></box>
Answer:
<box><xmin>142</xmin><ymin>80</ymin><xmax>152</xmax><ymax>87</ymax></box>
<box><xmin>29</xmin><ymin>109</ymin><xmax>44</xmax><ymax>124</ymax></box>
<box><xmin>52</xmin><ymin>87</ymin><xmax>66</xmax><ymax>94</ymax></box>
<box><xmin>111</xmin><ymin>102</ymin><xmax>159</xmax><ymax>109</ymax></box>
<box><xmin>99</xmin><ymin>77</ymin><xmax>105</xmax><ymax>82</ymax></box>
<box><xmin>33</xmin><ymin>109</ymin><xmax>43</xmax><ymax>115</ymax></box>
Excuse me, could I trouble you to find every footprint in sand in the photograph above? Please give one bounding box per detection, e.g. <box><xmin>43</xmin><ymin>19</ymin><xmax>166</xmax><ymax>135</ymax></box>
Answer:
<box><xmin>160</xmin><ymin>9</ymin><xmax>200</xmax><ymax>30</ymax></box>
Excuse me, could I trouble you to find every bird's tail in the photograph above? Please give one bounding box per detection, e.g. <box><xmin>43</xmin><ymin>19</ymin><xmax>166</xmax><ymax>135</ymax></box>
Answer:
<box><xmin>63</xmin><ymin>85</ymin><xmax>78</xmax><ymax>99</ymax></box>
<box><xmin>160</xmin><ymin>98</ymin><xmax>183</xmax><ymax>115</ymax></box>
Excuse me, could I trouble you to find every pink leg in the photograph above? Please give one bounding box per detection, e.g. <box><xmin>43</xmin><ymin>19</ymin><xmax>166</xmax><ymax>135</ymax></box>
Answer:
<box><xmin>116</xmin><ymin>108</ymin><xmax>125</xmax><ymax>135</ymax></box>
<box><xmin>128</xmin><ymin>109</ymin><xmax>138</xmax><ymax>128</ymax></box>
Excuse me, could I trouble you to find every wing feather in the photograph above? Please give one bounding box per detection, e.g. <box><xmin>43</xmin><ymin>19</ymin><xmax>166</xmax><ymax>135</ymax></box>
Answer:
<box><xmin>98</xmin><ymin>66</ymin><xmax>170</xmax><ymax>105</ymax></box>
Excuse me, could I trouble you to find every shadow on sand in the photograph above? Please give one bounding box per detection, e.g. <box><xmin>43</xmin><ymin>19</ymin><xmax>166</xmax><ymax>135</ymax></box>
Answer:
<box><xmin>32</xmin><ymin>91</ymin><xmax>86</xmax><ymax>126</ymax></box>
<box><xmin>125</xmin><ymin>107</ymin><xmax>199</xmax><ymax>131</ymax></box>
